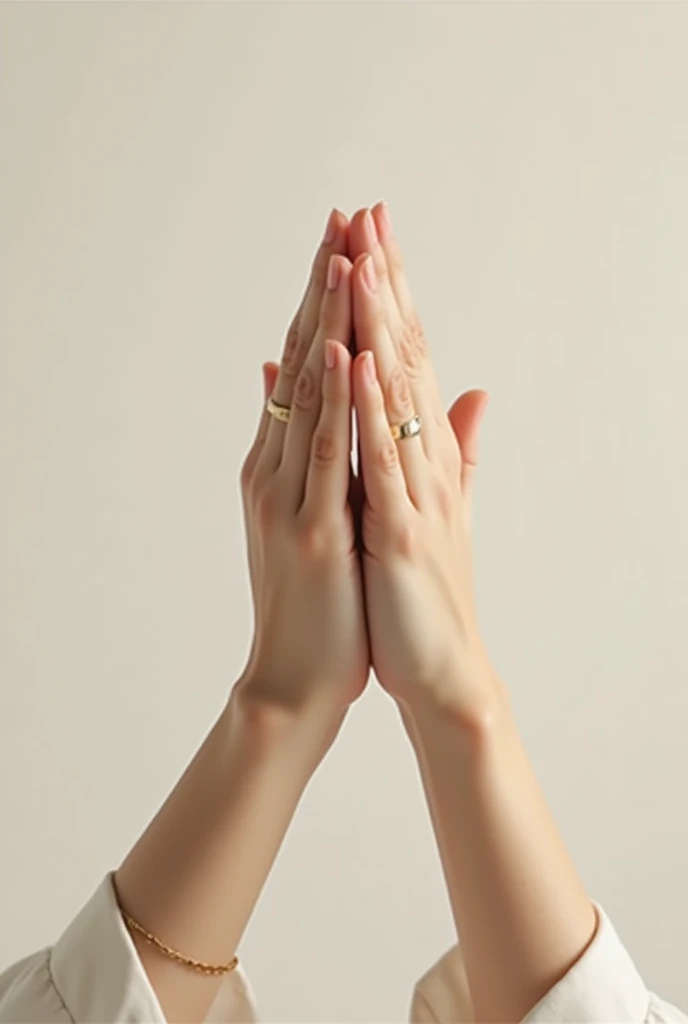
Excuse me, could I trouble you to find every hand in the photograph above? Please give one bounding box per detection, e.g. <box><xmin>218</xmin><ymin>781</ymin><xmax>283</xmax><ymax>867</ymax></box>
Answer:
<box><xmin>236</xmin><ymin>209</ymin><xmax>369</xmax><ymax>736</ymax></box>
<box><xmin>348</xmin><ymin>204</ymin><xmax>496</xmax><ymax>725</ymax></box>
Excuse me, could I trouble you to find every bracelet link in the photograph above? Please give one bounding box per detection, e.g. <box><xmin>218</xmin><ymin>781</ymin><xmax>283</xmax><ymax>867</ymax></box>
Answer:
<box><xmin>122</xmin><ymin>911</ymin><xmax>239</xmax><ymax>977</ymax></box>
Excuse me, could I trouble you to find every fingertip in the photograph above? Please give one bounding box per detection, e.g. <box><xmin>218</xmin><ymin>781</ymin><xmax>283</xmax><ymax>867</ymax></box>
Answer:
<box><xmin>322</xmin><ymin>341</ymin><xmax>352</xmax><ymax>399</ymax></box>
<box><xmin>351</xmin><ymin>252</ymin><xmax>376</xmax><ymax>293</ymax></box>
<box><xmin>334</xmin><ymin>208</ymin><xmax>349</xmax><ymax>230</ymax></box>
<box><xmin>353</xmin><ymin>349</ymin><xmax>376</xmax><ymax>394</ymax></box>
<box><xmin>324</xmin><ymin>338</ymin><xmax>340</xmax><ymax>371</ymax></box>
<box><xmin>331</xmin><ymin>252</ymin><xmax>354</xmax><ymax>276</ymax></box>
<box><xmin>350</xmin><ymin>207</ymin><xmax>370</xmax><ymax>229</ymax></box>
<box><xmin>262</xmin><ymin>362</ymin><xmax>279</xmax><ymax>400</ymax></box>
<box><xmin>323</xmin><ymin>208</ymin><xmax>350</xmax><ymax>250</ymax></box>
<box><xmin>348</xmin><ymin>208</ymin><xmax>372</xmax><ymax>259</ymax></box>
<box><xmin>371</xmin><ymin>201</ymin><xmax>393</xmax><ymax>241</ymax></box>
<box><xmin>337</xmin><ymin>339</ymin><xmax>352</xmax><ymax>370</ymax></box>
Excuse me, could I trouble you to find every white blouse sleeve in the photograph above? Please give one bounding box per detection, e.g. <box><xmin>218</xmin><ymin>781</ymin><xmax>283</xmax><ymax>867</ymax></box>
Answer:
<box><xmin>410</xmin><ymin>904</ymin><xmax>687</xmax><ymax>1023</ymax></box>
<box><xmin>0</xmin><ymin>875</ymin><xmax>258</xmax><ymax>1023</ymax></box>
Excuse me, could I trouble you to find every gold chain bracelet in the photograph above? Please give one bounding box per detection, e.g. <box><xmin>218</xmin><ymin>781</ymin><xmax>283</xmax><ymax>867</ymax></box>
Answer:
<box><xmin>122</xmin><ymin>911</ymin><xmax>239</xmax><ymax>977</ymax></box>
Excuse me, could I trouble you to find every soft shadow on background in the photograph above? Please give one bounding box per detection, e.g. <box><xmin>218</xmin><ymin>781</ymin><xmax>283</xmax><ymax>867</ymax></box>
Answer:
<box><xmin>1</xmin><ymin>2</ymin><xmax>687</xmax><ymax>1020</ymax></box>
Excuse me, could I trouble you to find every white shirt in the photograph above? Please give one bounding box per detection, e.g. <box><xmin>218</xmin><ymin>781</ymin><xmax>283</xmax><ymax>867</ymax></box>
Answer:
<box><xmin>0</xmin><ymin>876</ymin><xmax>685</xmax><ymax>1022</ymax></box>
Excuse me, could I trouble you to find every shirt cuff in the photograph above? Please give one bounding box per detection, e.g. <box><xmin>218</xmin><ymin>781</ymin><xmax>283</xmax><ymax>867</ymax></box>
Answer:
<box><xmin>412</xmin><ymin>904</ymin><xmax>652</xmax><ymax>1024</ymax></box>
<box><xmin>50</xmin><ymin>874</ymin><xmax>258</xmax><ymax>1023</ymax></box>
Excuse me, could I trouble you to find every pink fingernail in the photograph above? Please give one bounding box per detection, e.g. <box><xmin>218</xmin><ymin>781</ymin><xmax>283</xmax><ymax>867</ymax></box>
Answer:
<box><xmin>362</xmin><ymin>255</ymin><xmax>377</xmax><ymax>292</ymax></box>
<box><xmin>325</xmin><ymin>339</ymin><xmax>337</xmax><ymax>370</ymax></box>
<box><xmin>323</xmin><ymin>209</ymin><xmax>338</xmax><ymax>245</ymax></box>
<box><xmin>327</xmin><ymin>254</ymin><xmax>340</xmax><ymax>291</ymax></box>
<box><xmin>364</xmin><ymin>351</ymin><xmax>377</xmax><ymax>385</ymax></box>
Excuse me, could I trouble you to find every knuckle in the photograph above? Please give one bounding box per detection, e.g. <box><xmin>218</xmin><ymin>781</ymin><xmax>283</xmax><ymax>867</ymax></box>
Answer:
<box><xmin>394</xmin><ymin>519</ymin><xmax>417</xmax><ymax>559</ymax></box>
<box><xmin>378</xmin><ymin>436</ymin><xmax>400</xmax><ymax>476</ymax></box>
<box><xmin>434</xmin><ymin>476</ymin><xmax>454</xmax><ymax>519</ymax></box>
<box><xmin>240</xmin><ymin>452</ymin><xmax>256</xmax><ymax>493</ymax></box>
<box><xmin>385</xmin><ymin>363</ymin><xmax>412</xmax><ymax>420</ymax></box>
<box><xmin>312</xmin><ymin>431</ymin><xmax>338</xmax><ymax>467</ymax></box>
<box><xmin>282</xmin><ymin>317</ymin><xmax>302</xmax><ymax>374</ymax></box>
<box><xmin>398</xmin><ymin>322</ymin><xmax>423</xmax><ymax>379</ymax></box>
<box><xmin>298</xmin><ymin>519</ymin><xmax>332</xmax><ymax>561</ymax></box>
<box><xmin>373</xmin><ymin>510</ymin><xmax>415</xmax><ymax>559</ymax></box>
<box><xmin>254</xmin><ymin>485</ymin><xmax>279</xmax><ymax>532</ymax></box>
<box><xmin>410</xmin><ymin>315</ymin><xmax>430</xmax><ymax>358</ymax></box>
<box><xmin>293</xmin><ymin>365</ymin><xmax>318</xmax><ymax>411</ymax></box>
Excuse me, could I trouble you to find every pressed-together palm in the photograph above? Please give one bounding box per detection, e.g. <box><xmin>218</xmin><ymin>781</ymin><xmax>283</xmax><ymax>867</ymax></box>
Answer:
<box><xmin>239</xmin><ymin>203</ymin><xmax>493</xmax><ymax>729</ymax></box>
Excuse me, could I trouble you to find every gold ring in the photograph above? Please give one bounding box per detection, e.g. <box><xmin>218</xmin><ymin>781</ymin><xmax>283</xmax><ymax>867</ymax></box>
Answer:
<box><xmin>266</xmin><ymin>397</ymin><xmax>291</xmax><ymax>424</ymax></box>
<box><xmin>390</xmin><ymin>414</ymin><xmax>422</xmax><ymax>441</ymax></box>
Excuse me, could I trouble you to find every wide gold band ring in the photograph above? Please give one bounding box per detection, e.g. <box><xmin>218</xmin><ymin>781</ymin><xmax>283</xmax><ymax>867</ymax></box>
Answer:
<box><xmin>266</xmin><ymin>397</ymin><xmax>291</xmax><ymax>424</ymax></box>
<box><xmin>390</xmin><ymin>414</ymin><xmax>422</xmax><ymax>442</ymax></box>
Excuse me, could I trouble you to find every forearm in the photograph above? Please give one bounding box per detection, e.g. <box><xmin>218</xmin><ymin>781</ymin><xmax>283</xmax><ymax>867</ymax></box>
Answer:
<box><xmin>114</xmin><ymin>681</ymin><xmax>337</xmax><ymax>1023</ymax></box>
<box><xmin>401</xmin><ymin>680</ymin><xmax>597</xmax><ymax>1023</ymax></box>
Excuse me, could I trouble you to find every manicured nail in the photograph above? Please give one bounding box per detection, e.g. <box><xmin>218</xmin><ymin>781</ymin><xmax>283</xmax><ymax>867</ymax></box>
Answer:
<box><xmin>363</xmin><ymin>208</ymin><xmax>378</xmax><ymax>245</ymax></box>
<box><xmin>323</xmin><ymin>208</ymin><xmax>338</xmax><ymax>245</ymax></box>
<box><xmin>325</xmin><ymin>339</ymin><xmax>337</xmax><ymax>370</ymax></box>
<box><xmin>364</xmin><ymin>351</ymin><xmax>377</xmax><ymax>385</ymax></box>
<box><xmin>362</xmin><ymin>255</ymin><xmax>377</xmax><ymax>292</ymax></box>
<box><xmin>378</xmin><ymin>202</ymin><xmax>393</xmax><ymax>239</ymax></box>
<box><xmin>327</xmin><ymin>254</ymin><xmax>340</xmax><ymax>291</ymax></box>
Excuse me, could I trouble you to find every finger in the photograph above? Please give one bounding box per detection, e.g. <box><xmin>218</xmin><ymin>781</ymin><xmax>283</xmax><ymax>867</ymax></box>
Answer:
<box><xmin>303</xmin><ymin>339</ymin><xmax>352</xmax><ymax>519</ymax></box>
<box><xmin>374</xmin><ymin>203</ymin><xmax>451</xmax><ymax>426</ymax></box>
<box><xmin>351</xmin><ymin>252</ymin><xmax>427</xmax><ymax>508</ymax></box>
<box><xmin>240</xmin><ymin>362</ymin><xmax>280</xmax><ymax>491</ymax></box>
<box><xmin>447</xmin><ymin>389</ymin><xmax>489</xmax><ymax>529</ymax></box>
<box><xmin>352</xmin><ymin>349</ymin><xmax>410</xmax><ymax>519</ymax></box>
<box><xmin>256</xmin><ymin>362</ymin><xmax>280</xmax><ymax>447</ymax></box>
<box><xmin>260</xmin><ymin>208</ymin><xmax>349</xmax><ymax>472</ymax></box>
<box><xmin>368</xmin><ymin>204</ymin><xmax>415</xmax><ymax>322</ymax></box>
<box><xmin>280</xmin><ymin>255</ymin><xmax>353</xmax><ymax>507</ymax></box>
<box><xmin>349</xmin><ymin>205</ymin><xmax>447</xmax><ymax>439</ymax></box>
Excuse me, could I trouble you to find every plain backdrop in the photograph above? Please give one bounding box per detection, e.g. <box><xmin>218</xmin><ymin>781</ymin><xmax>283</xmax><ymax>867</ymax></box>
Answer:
<box><xmin>2</xmin><ymin>2</ymin><xmax>688</xmax><ymax>1021</ymax></box>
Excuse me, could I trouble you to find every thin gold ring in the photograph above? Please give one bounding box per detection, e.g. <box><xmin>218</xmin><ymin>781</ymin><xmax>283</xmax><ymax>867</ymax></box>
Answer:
<box><xmin>390</xmin><ymin>413</ymin><xmax>422</xmax><ymax>441</ymax></box>
<box><xmin>266</xmin><ymin>397</ymin><xmax>291</xmax><ymax>424</ymax></box>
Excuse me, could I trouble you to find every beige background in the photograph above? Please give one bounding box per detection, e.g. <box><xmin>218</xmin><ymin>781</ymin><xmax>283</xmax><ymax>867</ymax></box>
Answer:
<box><xmin>2</xmin><ymin>2</ymin><xmax>688</xmax><ymax>1020</ymax></box>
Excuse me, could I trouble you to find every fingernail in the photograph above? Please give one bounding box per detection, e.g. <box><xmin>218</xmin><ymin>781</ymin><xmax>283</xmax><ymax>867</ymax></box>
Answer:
<box><xmin>362</xmin><ymin>255</ymin><xmax>377</xmax><ymax>292</ymax></box>
<box><xmin>327</xmin><ymin>254</ymin><xmax>340</xmax><ymax>291</ymax></box>
<box><xmin>363</xmin><ymin>209</ymin><xmax>378</xmax><ymax>245</ymax></box>
<box><xmin>364</xmin><ymin>351</ymin><xmax>377</xmax><ymax>385</ymax></box>
<box><xmin>325</xmin><ymin>339</ymin><xmax>337</xmax><ymax>370</ymax></box>
<box><xmin>378</xmin><ymin>202</ymin><xmax>393</xmax><ymax>239</ymax></box>
<box><xmin>323</xmin><ymin>208</ymin><xmax>338</xmax><ymax>245</ymax></box>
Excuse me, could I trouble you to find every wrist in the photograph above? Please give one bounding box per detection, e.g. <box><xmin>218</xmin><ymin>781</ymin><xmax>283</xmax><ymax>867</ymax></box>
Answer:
<box><xmin>225</xmin><ymin>670</ymin><xmax>347</xmax><ymax>775</ymax></box>
<box><xmin>397</xmin><ymin>658</ymin><xmax>514</xmax><ymax>761</ymax></box>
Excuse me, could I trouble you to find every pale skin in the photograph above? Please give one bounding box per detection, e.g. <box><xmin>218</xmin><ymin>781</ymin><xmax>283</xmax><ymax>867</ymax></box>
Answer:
<box><xmin>114</xmin><ymin>205</ymin><xmax>597</xmax><ymax>1023</ymax></box>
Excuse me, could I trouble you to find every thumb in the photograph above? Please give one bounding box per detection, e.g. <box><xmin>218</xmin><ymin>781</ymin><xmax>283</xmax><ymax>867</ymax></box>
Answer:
<box><xmin>447</xmin><ymin>389</ymin><xmax>489</xmax><ymax>526</ymax></box>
